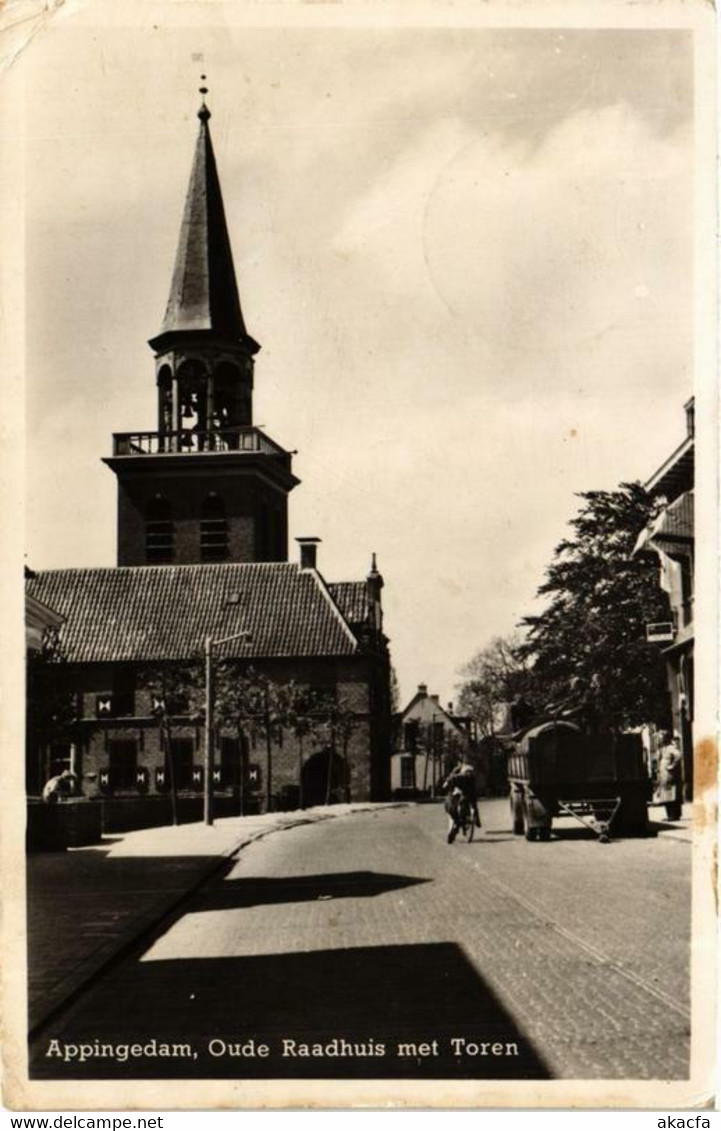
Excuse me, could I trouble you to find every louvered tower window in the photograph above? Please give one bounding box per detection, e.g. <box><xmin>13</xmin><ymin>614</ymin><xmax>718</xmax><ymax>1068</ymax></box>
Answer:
<box><xmin>201</xmin><ymin>495</ymin><xmax>229</xmax><ymax>562</ymax></box>
<box><xmin>145</xmin><ymin>496</ymin><xmax>174</xmax><ymax>563</ymax></box>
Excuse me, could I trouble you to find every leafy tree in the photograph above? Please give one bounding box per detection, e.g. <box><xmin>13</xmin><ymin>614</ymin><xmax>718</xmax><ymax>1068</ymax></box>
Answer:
<box><xmin>141</xmin><ymin>660</ymin><xmax>203</xmax><ymax>825</ymax></box>
<box><xmin>518</xmin><ymin>482</ymin><xmax>671</xmax><ymax>732</ymax></box>
<box><xmin>214</xmin><ymin>666</ymin><xmax>330</xmax><ymax>812</ymax></box>
<box><xmin>229</xmin><ymin>669</ymin><xmax>295</xmax><ymax>812</ymax></box>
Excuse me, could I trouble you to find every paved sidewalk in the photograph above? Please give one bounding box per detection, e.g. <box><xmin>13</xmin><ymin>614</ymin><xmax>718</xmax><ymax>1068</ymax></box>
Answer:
<box><xmin>27</xmin><ymin>802</ymin><xmax>402</xmax><ymax>1034</ymax></box>
<box><xmin>651</xmin><ymin>800</ymin><xmax>694</xmax><ymax>844</ymax></box>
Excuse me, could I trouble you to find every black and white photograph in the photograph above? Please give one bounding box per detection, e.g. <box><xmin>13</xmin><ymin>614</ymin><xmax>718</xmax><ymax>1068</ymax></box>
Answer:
<box><xmin>3</xmin><ymin>0</ymin><xmax>717</xmax><ymax>1111</ymax></box>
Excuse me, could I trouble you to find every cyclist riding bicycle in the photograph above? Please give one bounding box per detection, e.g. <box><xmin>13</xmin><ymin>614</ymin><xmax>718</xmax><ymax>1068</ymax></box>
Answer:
<box><xmin>442</xmin><ymin>759</ymin><xmax>481</xmax><ymax>843</ymax></box>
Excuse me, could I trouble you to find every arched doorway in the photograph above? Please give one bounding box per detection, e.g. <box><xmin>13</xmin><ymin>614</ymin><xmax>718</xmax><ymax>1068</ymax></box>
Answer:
<box><xmin>301</xmin><ymin>748</ymin><xmax>347</xmax><ymax>808</ymax></box>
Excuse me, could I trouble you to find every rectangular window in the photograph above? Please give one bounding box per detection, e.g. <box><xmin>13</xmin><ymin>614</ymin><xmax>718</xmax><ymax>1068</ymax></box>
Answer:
<box><xmin>146</xmin><ymin>523</ymin><xmax>174</xmax><ymax>563</ymax></box>
<box><xmin>400</xmin><ymin>756</ymin><xmax>415</xmax><ymax>789</ymax></box>
<box><xmin>168</xmin><ymin>737</ymin><xmax>194</xmax><ymax>790</ymax></box>
<box><xmin>108</xmin><ymin>739</ymin><xmax>138</xmax><ymax>790</ymax></box>
<box><xmin>200</xmin><ymin>519</ymin><xmax>229</xmax><ymax>561</ymax></box>
<box><xmin>220</xmin><ymin>737</ymin><xmax>241</xmax><ymax>786</ymax></box>
<box><xmin>404</xmin><ymin>721</ymin><xmax>419</xmax><ymax>753</ymax></box>
<box><xmin>112</xmin><ymin>668</ymin><xmax>135</xmax><ymax>717</ymax></box>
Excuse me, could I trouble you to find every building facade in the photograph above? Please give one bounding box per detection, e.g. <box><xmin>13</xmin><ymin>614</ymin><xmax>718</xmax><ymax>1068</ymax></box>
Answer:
<box><xmin>634</xmin><ymin>398</ymin><xmax>694</xmax><ymax>799</ymax></box>
<box><xmin>26</xmin><ymin>91</ymin><xmax>392</xmax><ymax>819</ymax></box>
<box><xmin>390</xmin><ymin>684</ymin><xmax>479</xmax><ymax>798</ymax></box>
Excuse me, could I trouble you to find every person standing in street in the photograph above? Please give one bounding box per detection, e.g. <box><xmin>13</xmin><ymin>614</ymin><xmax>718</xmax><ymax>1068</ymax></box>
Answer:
<box><xmin>657</xmin><ymin>731</ymin><xmax>683</xmax><ymax>821</ymax></box>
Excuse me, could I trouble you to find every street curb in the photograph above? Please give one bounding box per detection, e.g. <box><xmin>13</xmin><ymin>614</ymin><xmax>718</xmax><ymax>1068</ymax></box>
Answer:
<box><xmin>655</xmin><ymin>830</ymin><xmax>693</xmax><ymax>845</ymax></box>
<box><xmin>29</xmin><ymin>803</ymin><xmax>408</xmax><ymax>1038</ymax></box>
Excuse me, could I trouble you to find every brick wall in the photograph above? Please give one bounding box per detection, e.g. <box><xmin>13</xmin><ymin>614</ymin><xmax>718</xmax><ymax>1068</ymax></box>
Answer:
<box><xmin>115</xmin><ymin>468</ymin><xmax>287</xmax><ymax>565</ymax></box>
<box><xmin>30</xmin><ymin>654</ymin><xmax>391</xmax><ymax>812</ymax></box>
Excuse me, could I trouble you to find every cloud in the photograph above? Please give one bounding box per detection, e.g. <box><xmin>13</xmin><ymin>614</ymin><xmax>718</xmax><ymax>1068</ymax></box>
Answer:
<box><xmin>423</xmin><ymin>103</ymin><xmax>691</xmax><ymax>362</ymax></box>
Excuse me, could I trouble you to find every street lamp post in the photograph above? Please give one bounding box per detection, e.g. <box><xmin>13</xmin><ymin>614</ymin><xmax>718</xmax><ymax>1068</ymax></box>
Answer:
<box><xmin>204</xmin><ymin>629</ymin><xmax>252</xmax><ymax>826</ymax></box>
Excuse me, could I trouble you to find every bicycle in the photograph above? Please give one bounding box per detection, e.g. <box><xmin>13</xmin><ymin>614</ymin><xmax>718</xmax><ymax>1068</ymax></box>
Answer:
<box><xmin>446</xmin><ymin>787</ymin><xmax>475</xmax><ymax>844</ymax></box>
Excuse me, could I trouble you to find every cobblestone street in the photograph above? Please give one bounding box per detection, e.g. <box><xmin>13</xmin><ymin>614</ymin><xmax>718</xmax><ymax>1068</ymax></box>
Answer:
<box><xmin>30</xmin><ymin>802</ymin><xmax>691</xmax><ymax>1081</ymax></box>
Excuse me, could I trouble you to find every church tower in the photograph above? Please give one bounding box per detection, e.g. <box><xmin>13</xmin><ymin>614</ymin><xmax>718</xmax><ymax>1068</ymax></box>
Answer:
<box><xmin>104</xmin><ymin>85</ymin><xmax>299</xmax><ymax>567</ymax></box>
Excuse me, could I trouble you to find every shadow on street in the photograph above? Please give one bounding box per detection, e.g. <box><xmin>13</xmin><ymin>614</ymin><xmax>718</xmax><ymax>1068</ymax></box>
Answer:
<box><xmin>191</xmin><ymin>870</ymin><xmax>431</xmax><ymax>910</ymax></box>
<box><xmin>31</xmin><ymin>941</ymin><xmax>550</xmax><ymax>1080</ymax></box>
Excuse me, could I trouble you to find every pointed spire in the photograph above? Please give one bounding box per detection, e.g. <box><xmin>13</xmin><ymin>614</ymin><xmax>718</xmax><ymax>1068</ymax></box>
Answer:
<box><xmin>366</xmin><ymin>551</ymin><xmax>384</xmax><ymax>632</ymax></box>
<box><xmin>367</xmin><ymin>552</ymin><xmax>382</xmax><ymax>581</ymax></box>
<box><xmin>157</xmin><ymin>80</ymin><xmax>258</xmax><ymax>349</ymax></box>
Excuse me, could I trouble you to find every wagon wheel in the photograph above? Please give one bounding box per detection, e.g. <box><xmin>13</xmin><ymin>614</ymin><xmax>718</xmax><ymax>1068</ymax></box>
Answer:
<box><xmin>511</xmin><ymin>791</ymin><xmax>525</xmax><ymax>836</ymax></box>
<box><xmin>464</xmin><ymin>805</ymin><xmax>475</xmax><ymax>843</ymax></box>
<box><xmin>523</xmin><ymin>801</ymin><xmax>538</xmax><ymax>841</ymax></box>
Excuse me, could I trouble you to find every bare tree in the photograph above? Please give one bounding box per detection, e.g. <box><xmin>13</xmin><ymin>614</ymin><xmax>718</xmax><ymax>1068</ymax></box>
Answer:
<box><xmin>214</xmin><ymin>662</ymin><xmax>261</xmax><ymax>815</ymax></box>
<box><xmin>315</xmin><ymin>692</ymin><xmax>357</xmax><ymax>805</ymax></box>
<box><xmin>142</xmin><ymin>661</ymin><xmax>203</xmax><ymax>825</ymax></box>
<box><xmin>456</xmin><ymin>633</ymin><xmax>531</xmax><ymax>738</ymax></box>
<box><xmin>286</xmin><ymin>686</ymin><xmax>323</xmax><ymax>809</ymax></box>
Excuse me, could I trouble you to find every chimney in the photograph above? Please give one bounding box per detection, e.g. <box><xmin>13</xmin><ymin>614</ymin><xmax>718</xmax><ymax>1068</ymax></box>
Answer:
<box><xmin>684</xmin><ymin>397</ymin><xmax>695</xmax><ymax>438</ymax></box>
<box><xmin>296</xmin><ymin>536</ymin><xmax>321</xmax><ymax>570</ymax></box>
<box><xmin>417</xmin><ymin>683</ymin><xmax>428</xmax><ymax>696</ymax></box>
<box><xmin>447</xmin><ymin>702</ymin><xmax>454</xmax><ymax>715</ymax></box>
<box><xmin>430</xmin><ymin>694</ymin><xmax>440</xmax><ymax>705</ymax></box>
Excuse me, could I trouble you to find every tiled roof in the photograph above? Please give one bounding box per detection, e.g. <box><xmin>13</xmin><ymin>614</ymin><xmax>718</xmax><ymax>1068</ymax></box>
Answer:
<box><xmin>26</xmin><ymin>564</ymin><xmax>360</xmax><ymax>664</ymax></box>
<box><xmin>328</xmin><ymin>582</ymin><xmax>371</xmax><ymax>627</ymax></box>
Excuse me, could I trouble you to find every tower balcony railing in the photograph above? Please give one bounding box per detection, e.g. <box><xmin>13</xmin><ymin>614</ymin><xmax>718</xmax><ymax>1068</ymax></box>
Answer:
<box><xmin>112</xmin><ymin>426</ymin><xmax>290</xmax><ymax>462</ymax></box>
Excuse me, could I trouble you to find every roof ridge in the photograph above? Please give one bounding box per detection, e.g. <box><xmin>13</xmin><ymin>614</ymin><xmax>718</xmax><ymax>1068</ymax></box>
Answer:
<box><xmin>29</xmin><ymin>561</ymin><xmax>297</xmax><ymax>577</ymax></box>
<box><xmin>306</xmin><ymin>569</ymin><xmax>359</xmax><ymax>651</ymax></box>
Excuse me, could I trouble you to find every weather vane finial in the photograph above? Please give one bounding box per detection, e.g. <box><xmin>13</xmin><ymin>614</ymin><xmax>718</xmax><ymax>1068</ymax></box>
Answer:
<box><xmin>198</xmin><ymin>73</ymin><xmax>211</xmax><ymax>122</ymax></box>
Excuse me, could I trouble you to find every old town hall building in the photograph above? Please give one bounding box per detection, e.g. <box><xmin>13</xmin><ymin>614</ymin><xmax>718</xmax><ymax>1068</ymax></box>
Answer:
<box><xmin>26</xmin><ymin>91</ymin><xmax>392</xmax><ymax>822</ymax></box>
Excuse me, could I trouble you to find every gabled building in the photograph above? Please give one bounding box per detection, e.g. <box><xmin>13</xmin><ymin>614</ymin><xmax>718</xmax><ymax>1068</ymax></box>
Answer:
<box><xmin>391</xmin><ymin>684</ymin><xmax>478</xmax><ymax>798</ymax></box>
<box><xmin>26</xmin><ymin>89</ymin><xmax>392</xmax><ymax>820</ymax></box>
<box><xmin>634</xmin><ymin>397</ymin><xmax>694</xmax><ymax>798</ymax></box>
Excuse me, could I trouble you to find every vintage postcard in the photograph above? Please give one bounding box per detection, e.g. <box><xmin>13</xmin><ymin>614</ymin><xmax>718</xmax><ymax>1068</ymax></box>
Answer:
<box><xmin>2</xmin><ymin>0</ymin><xmax>717</xmax><ymax>1111</ymax></box>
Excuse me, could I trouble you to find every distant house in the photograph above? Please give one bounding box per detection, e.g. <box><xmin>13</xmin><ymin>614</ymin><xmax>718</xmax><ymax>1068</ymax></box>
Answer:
<box><xmin>634</xmin><ymin>397</ymin><xmax>694</xmax><ymax>798</ymax></box>
<box><xmin>391</xmin><ymin>684</ymin><xmax>478</xmax><ymax>798</ymax></box>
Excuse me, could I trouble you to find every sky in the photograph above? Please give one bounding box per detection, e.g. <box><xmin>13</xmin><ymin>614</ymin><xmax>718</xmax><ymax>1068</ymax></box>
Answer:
<box><xmin>22</xmin><ymin>7</ymin><xmax>695</xmax><ymax>706</ymax></box>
